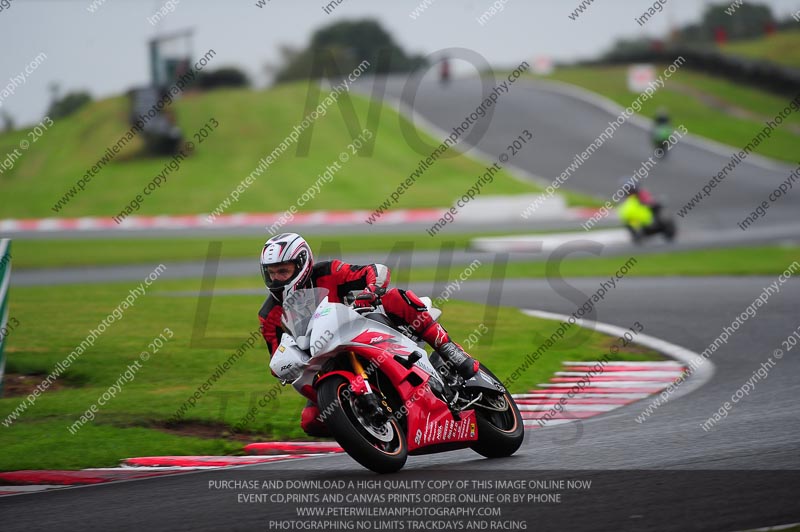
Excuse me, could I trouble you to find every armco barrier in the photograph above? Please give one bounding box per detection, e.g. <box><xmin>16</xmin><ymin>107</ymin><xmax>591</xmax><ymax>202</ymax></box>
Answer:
<box><xmin>0</xmin><ymin>239</ymin><xmax>11</xmax><ymax>395</ymax></box>
<box><xmin>588</xmin><ymin>48</ymin><xmax>800</xmax><ymax>98</ymax></box>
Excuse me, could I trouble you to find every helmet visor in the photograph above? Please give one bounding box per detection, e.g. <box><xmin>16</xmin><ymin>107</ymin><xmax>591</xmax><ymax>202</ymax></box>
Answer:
<box><xmin>262</xmin><ymin>261</ymin><xmax>300</xmax><ymax>290</ymax></box>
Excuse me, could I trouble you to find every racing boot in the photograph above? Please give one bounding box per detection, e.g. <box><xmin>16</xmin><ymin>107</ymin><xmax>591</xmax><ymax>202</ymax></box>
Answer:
<box><xmin>428</xmin><ymin>350</ymin><xmax>457</xmax><ymax>398</ymax></box>
<box><xmin>420</xmin><ymin>322</ymin><xmax>479</xmax><ymax>380</ymax></box>
<box><xmin>437</xmin><ymin>342</ymin><xmax>479</xmax><ymax>381</ymax></box>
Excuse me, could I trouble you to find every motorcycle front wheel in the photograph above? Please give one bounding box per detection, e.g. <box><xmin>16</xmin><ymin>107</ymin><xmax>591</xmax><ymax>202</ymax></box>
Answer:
<box><xmin>317</xmin><ymin>375</ymin><xmax>407</xmax><ymax>473</ymax></box>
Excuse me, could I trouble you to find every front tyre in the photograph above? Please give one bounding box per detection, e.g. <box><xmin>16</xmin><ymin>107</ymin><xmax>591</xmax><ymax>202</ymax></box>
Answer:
<box><xmin>317</xmin><ymin>376</ymin><xmax>407</xmax><ymax>474</ymax></box>
<box><xmin>471</xmin><ymin>365</ymin><xmax>524</xmax><ymax>459</ymax></box>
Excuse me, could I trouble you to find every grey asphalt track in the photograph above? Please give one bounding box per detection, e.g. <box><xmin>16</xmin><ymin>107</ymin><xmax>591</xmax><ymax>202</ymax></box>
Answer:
<box><xmin>12</xmin><ymin>220</ymin><xmax>800</xmax><ymax>287</ymax></box>
<box><xmin>352</xmin><ymin>74</ymin><xmax>800</xmax><ymax>232</ymax></box>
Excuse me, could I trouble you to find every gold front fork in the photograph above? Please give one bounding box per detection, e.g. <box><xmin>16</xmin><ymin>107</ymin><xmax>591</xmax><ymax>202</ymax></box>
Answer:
<box><xmin>349</xmin><ymin>352</ymin><xmax>393</xmax><ymax>415</ymax></box>
<box><xmin>349</xmin><ymin>351</ymin><xmax>368</xmax><ymax>380</ymax></box>
<box><xmin>349</xmin><ymin>351</ymin><xmax>373</xmax><ymax>394</ymax></box>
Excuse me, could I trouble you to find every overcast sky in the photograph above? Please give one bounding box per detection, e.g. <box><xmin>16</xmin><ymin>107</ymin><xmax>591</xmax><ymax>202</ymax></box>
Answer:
<box><xmin>1</xmin><ymin>0</ymin><xmax>799</xmax><ymax>126</ymax></box>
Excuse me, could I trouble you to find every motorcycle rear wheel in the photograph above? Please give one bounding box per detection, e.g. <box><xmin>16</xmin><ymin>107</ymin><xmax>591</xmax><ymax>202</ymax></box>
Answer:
<box><xmin>662</xmin><ymin>219</ymin><xmax>677</xmax><ymax>241</ymax></box>
<box><xmin>470</xmin><ymin>365</ymin><xmax>524</xmax><ymax>458</ymax></box>
<box><xmin>317</xmin><ymin>375</ymin><xmax>407</xmax><ymax>473</ymax></box>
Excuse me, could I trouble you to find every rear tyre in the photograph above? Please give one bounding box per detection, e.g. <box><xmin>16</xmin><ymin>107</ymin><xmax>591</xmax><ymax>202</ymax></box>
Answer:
<box><xmin>317</xmin><ymin>376</ymin><xmax>407</xmax><ymax>473</ymax></box>
<box><xmin>470</xmin><ymin>365</ymin><xmax>524</xmax><ymax>458</ymax></box>
<box><xmin>662</xmin><ymin>219</ymin><xmax>677</xmax><ymax>242</ymax></box>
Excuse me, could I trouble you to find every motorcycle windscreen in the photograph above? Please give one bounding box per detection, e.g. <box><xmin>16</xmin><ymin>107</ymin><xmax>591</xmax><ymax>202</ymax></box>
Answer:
<box><xmin>281</xmin><ymin>287</ymin><xmax>330</xmax><ymax>338</ymax></box>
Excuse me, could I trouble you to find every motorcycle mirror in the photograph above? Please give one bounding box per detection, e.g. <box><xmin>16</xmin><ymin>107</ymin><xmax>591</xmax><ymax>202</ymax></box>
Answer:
<box><xmin>295</xmin><ymin>335</ymin><xmax>310</xmax><ymax>351</ymax></box>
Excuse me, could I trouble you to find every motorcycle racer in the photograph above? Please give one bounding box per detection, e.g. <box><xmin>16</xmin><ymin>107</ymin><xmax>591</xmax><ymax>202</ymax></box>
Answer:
<box><xmin>652</xmin><ymin>108</ymin><xmax>673</xmax><ymax>154</ymax></box>
<box><xmin>617</xmin><ymin>178</ymin><xmax>675</xmax><ymax>243</ymax></box>
<box><xmin>258</xmin><ymin>232</ymin><xmax>480</xmax><ymax>436</ymax></box>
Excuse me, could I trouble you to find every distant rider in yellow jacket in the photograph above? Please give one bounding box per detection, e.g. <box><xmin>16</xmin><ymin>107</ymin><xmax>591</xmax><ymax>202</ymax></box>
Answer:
<box><xmin>618</xmin><ymin>179</ymin><xmax>658</xmax><ymax>244</ymax></box>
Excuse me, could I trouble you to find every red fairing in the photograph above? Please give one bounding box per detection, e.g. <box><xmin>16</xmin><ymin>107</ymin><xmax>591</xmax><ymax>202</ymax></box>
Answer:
<box><xmin>344</xmin><ymin>339</ymin><xmax>478</xmax><ymax>452</ymax></box>
<box><xmin>406</xmin><ymin>407</ymin><xmax>478</xmax><ymax>453</ymax></box>
<box><xmin>316</xmin><ymin>370</ymin><xmax>369</xmax><ymax>396</ymax></box>
<box><xmin>346</xmin><ymin>341</ymin><xmax>420</xmax><ymax>397</ymax></box>
<box><xmin>345</xmin><ymin>341</ymin><xmax>428</xmax><ymax>403</ymax></box>
<box><xmin>350</xmin><ymin>331</ymin><xmax>413</xmax><ymax>359</ymax></box>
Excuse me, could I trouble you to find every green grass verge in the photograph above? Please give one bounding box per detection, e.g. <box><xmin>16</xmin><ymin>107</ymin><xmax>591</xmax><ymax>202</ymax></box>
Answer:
<box><xmin>0</xmin><ymin>277</ymin><xmax>660</xmax><ymax>470</ymax></box>
<box><xmin>720</xmin><ymin>29</ymin><xmax>800</xmax><ymax>69</ymax></box>
<box><xmin>408</xmin><ymin>244</ymin><xmax>800</xmax><ymax>280</ymax></box>
<box><xmin>0</xmin><ymin>423</ymin><xmax>241</xmax><ymax>472</ymax></box>
<box><xmin>10</xmin><ymin>230</ymin><xmax>562</xmax><ymax>269</ymax></box>
<box><xmin>0</xmin><ymin>84</ymin><xmax>549</xmax><ymax>219</ymax></box>
<box><xmin>530</xmin><ymin>66</ymin><xmax>800</xmax><ymax>163</ymax></box>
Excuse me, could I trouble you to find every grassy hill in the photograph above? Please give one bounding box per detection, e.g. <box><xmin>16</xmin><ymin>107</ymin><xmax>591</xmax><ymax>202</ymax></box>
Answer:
<box><xmin>529</xmin><ymin>66</ymin><xmax>799</xmax><ymax>163</ymax></box>
<box><xmin>0</xmin><ymin>84</ymin><xmax>545</xmax><ymax>219</ymax></box>
<box><xmin>720</xmin><ymin>29</ymin><xmax>800</xmax><ymax>70</ymax></box>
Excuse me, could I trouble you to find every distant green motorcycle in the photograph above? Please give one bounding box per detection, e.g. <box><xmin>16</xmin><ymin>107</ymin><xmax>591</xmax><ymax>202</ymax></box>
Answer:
<box><xmin>652</xmin><ymin>124</ymin><xmax>673</xmax><ymax>158</ymax></box>
<box><xmin>652</xmin><ymin>110</ymin><xmax>673</xmax><ymax>159</ymax></box>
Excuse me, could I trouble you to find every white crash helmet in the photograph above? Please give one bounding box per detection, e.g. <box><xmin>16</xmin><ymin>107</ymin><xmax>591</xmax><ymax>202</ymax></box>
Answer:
<box><xmin>259</xmin><ymin>233</ymin><xmax>314</xmax><ymax>303</ymax></box>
